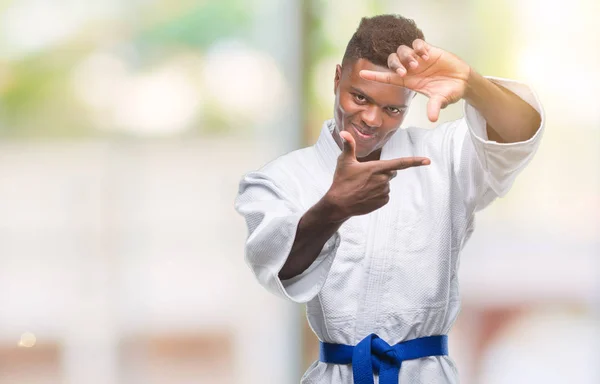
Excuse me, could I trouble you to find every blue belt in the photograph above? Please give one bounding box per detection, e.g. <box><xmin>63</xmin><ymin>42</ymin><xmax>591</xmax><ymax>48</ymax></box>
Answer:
<box><xmin>319</xmin><ymin>334</ymin><xmax>448</xmax><ymax>384</ymax></box>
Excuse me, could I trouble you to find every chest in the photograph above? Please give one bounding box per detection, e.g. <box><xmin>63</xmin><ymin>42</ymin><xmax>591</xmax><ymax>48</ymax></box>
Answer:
<box><xmin>299</xmin><ymin>161</ymin><xmax>454</xmax><ymax>240</ymax></box>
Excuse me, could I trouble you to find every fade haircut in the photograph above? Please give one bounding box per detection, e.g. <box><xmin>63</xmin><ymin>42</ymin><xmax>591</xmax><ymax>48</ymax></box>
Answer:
<box><xmin>342</xmin><ymin>14</ymin><xmax>425</xmax><ymax>68</ymax></box>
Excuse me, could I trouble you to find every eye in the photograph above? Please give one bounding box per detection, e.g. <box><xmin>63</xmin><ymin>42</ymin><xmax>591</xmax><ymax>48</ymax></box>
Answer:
<box><xmin>353</xmin><ymin>93</ymin><xmax>367</xmax><ymax>103</ymax></box>
<box><xmin>387</xmin><ymin>107</ymin><xmax>403</xmax><ymax>115</ymax></box>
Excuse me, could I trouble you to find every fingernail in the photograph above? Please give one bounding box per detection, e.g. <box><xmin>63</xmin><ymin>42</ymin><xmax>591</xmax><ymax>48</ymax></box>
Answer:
<box><xmin>422</xmin><ymin>55</ymin><xmax>429</xmax><ymax>61</ymax></box>
<box><xmin>410</xmin><ymin>61</ymin><xmax>418</xmax><ymax>68</ymax></box>
<box><xmin>396</xmin><ymin>68</ymin><xmax>405</xmax><ymax>75</ymax></box>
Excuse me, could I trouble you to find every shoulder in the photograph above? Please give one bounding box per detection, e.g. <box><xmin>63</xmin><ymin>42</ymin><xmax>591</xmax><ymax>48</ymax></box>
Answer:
<box><xmin>257</xmin><ymin>146</ymin><xmax>317</xmax><ymax>180</ymax></box>
<box><xmin>402</xmin><ymin>121</ymin><xmax>460</xmax><ymax>141</ymax></box>
<box><xmin>398</xmin><ymin>121</ymin><xmax>462</xmax><ymax>150</ymax></box>
<box><xmin>392</xmin><ymin>120</ymin><xmax>467</xmax><ymax>169</ymax></box>
<box><xmin>240</xmin><ymin>146</ymin><xmax>319</xmax><ymax>201</ymax></box>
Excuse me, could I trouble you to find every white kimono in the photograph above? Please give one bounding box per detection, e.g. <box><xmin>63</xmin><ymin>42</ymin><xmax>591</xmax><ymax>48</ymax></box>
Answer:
<box><xmin>234</xmin><ymin>78</ymin><xmax>544</xmax><ymax>383</ymax></box>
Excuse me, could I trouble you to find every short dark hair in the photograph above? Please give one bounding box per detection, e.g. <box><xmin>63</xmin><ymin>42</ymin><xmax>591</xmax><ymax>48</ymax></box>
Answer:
<box><xmin>342</xmin><ymin>15</ymin><xmax>425</xmax><ymax>67</ymax></box>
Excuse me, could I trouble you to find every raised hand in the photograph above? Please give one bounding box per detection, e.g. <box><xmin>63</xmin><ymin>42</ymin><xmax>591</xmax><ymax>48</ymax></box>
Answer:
<box><xmin>324</xmin><ymin>131</ymin><xmax>430</xmax><ymax>221</ymax></box>
<box><xmin>359</xmin><ymin>39</ymin><xmax>471</xmax><ymax>123</ymax></box>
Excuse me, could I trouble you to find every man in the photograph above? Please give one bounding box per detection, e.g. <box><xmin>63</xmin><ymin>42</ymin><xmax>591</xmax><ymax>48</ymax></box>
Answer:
<box><xmin>235</xmin><ymin>14</ymin><xmax>543</xmax><ymax>384</ymax></box>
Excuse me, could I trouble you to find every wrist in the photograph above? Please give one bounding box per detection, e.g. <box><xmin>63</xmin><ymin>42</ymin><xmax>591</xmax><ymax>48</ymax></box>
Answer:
<box><xmin>318</xmin><ymin>192</ymin><xmax>350</xmax><ymax>224</ymax></box>
<box><xmin>463</xmin><ymin>68</ymin><xmax>494</xmax><ymax>108</ymax></box>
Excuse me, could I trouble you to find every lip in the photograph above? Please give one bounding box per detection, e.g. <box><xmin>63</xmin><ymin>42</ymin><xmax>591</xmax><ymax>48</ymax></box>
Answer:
<box><xmin>351</xmin><ymin>123</ymin><xmax>376</xmax><ymax>140</ymax></box>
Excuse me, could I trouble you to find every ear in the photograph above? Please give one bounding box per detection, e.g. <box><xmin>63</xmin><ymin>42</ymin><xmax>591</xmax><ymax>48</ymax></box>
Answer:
<box><xmin>334</xmin><ymin>64</ymin><xmax>342</xmax><ymax>94</ymax></box>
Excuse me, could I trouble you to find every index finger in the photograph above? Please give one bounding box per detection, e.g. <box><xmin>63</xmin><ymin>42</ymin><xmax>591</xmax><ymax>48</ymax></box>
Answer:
<box><xmin>373</xmin><ymin>157</ymin><xmax>431</xmax><ymax>172</ymax></box>
<box><xmin>359</xmin><ymin>69</ymin><xmax>405</xmax><ymax>86</ymax></box>
<box><xmin>412</xmin><ymin>39</ymin><xmax>430</xmax><ymax>61</ymax></box>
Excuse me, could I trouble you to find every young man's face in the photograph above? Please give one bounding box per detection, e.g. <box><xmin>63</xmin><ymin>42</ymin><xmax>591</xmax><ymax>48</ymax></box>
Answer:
<box><xmin>333</xmin><ymin>58</ymin><xmax>414</xmax><ymax>160</ymax></box>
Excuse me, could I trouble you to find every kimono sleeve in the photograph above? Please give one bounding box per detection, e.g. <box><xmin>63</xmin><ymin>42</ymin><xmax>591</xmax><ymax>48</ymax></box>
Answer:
<box><xmin>451</xmin><ymin>77</ymin><xmax>545</xmax><ymax>213</ymax></box>
<box><xmin>234</xmin><ymin>171</ymin><xmax>341</xmax><ymax>303</ymax></box>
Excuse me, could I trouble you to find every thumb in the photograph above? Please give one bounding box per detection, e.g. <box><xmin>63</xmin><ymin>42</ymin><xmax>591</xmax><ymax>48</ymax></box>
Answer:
<box><xmin>339</xmin><ymin>130</ymin><xmax>357</xmax><ymax>161</ymax></box>
<box><xmin>427</xmin><ymin>94</ymin><xmax>448</xmax><ymax>122</ymax></box>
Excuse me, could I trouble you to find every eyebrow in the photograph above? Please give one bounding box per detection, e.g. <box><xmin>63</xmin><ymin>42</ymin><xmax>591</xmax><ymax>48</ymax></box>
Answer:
<box><xmin>350</xmin><ymin>86</ymin><xmax>408</xmax><ymax>109</ymax></box>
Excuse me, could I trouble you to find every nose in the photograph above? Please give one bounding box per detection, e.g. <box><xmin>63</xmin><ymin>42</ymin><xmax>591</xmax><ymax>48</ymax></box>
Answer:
<box><xmin>361</xmin><ymin>105</ymin><xmax>383</xmax><ymax>128</ymax></box>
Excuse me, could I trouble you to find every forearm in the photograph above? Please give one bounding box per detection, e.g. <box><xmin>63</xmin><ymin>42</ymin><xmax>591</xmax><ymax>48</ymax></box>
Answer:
<box><xmin>464</xmin><ymin>70</ymin><xmax>541</xmax><ymax>143</ymax></box>
<box><xmin>278</xmin><ymin>196</ymin><xmax>345</xmax><ymax>280</ymax></box>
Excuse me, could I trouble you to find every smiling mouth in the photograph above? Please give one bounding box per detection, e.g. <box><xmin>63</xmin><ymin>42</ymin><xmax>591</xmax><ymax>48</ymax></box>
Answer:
<box><xmin>352</xmin><ymin>123</ymin><xmax>376</xmax><ymax>140</ymax></box>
